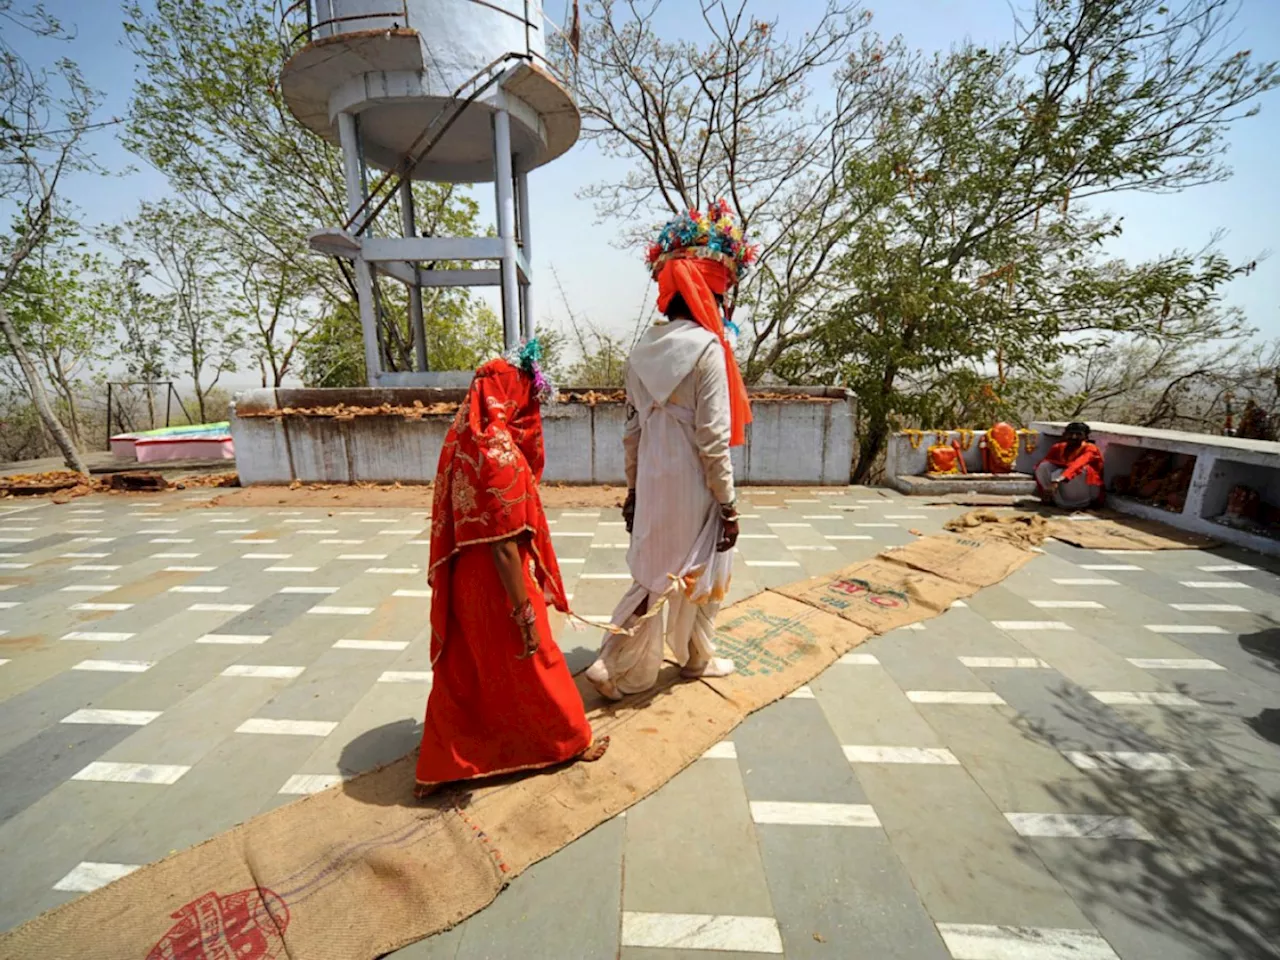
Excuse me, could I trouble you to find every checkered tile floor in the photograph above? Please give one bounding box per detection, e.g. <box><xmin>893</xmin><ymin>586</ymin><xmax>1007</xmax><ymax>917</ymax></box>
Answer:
<box><xmin>1</xmin><ymin>488</ymin><xmax>1278</xmax><ymax>959</ymax></box>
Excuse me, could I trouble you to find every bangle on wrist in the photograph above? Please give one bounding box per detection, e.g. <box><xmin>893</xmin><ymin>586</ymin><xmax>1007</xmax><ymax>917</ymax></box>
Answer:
<box><xmin>511</xmin><ymin>599</ymin><xmax>535</xmax><ymax>625</ymax></box>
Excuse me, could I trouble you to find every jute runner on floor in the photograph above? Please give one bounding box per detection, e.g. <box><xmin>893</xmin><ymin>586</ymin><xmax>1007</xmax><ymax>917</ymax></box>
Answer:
<box><xmin>0</xmin><ymin>529</ymin><xmax>1041</xmax><ymax>960</ymax></box>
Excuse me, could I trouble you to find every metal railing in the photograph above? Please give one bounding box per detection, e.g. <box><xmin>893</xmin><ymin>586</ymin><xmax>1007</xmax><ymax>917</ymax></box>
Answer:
<box><xmin>280</xmin><ymin>1</ymin><xmax>411</xmax><ymax>52</ymax></box>
<box><xmin>280</xmin><ymin>0</ymin><xmax>544</xmax><ymax>55</ymax></box>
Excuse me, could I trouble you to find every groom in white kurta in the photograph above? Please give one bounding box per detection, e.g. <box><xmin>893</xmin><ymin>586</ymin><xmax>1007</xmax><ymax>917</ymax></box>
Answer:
<box><xmin>585</xmin><ymin>303</ymin><xmax>740</xmax><ymax>699</ymax></box>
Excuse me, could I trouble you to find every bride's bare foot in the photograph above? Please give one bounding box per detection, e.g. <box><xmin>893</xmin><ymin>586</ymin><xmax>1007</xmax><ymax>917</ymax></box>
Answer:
<box><xmin>578</xmin><ymin>735</ymin><xmax>610</xmax><ymax>763</ymax></box>
<box><xmin>681</xmin><ymin>657</ymin><xmax>735</xmax><ymax>680</ymax></box>
<box><xmin>413</xmin><ymin>782</ymin><xmax>439</xmax><ymax>801</ymax></box>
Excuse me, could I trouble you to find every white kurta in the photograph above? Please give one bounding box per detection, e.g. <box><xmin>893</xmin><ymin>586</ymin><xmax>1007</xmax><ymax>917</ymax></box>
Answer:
<box><xmin>586</xmin><ymin>319</ymin><xmax>737</xmax><ymax>696</ymax></box>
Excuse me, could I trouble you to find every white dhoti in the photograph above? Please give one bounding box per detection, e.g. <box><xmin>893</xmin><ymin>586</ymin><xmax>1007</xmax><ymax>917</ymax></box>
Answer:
<box><xmin>587</xmin><ymin>319</ymin><xmax>736</xmax><ymax>698</ymax></box>
<box><xmin>1035</xmin><ymin>461</ymin><xmax>1102</xmax><ymax>509</ymax></box>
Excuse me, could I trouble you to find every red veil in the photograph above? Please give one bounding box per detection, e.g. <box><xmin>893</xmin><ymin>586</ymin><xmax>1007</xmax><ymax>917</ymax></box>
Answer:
<box><xmin>427</xmin><ymin>358</ymin><xmax>567</xmax><ymax>663</ymax></box>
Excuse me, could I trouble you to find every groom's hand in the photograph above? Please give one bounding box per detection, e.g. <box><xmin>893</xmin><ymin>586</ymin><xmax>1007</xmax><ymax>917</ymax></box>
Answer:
<box><xmin>622</xmin><ymin>489</ymin><xmax>636</xmax><ymax>534</ymax></box>
<box><xmin>717</xmin><ymin>502</ymin><xmax>739</xmax><ymax>553</ymax></box>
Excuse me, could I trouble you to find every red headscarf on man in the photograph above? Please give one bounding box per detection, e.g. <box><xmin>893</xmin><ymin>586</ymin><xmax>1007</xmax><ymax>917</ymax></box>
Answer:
<box><xmin>655</xmin><ymin>256</ymin><xmax>753</xmax><ymax>447</ymax></box>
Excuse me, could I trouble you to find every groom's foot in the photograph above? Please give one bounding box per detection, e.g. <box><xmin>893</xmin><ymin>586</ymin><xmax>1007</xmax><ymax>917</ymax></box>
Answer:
<box><xmin>586</xmin><ymin>660</ymin><xmax>625</xmax><ymax>701</ymax></box>
<box><xmin>681</xmin><ymin>657</ymin><xmax>735</xmax><ymax>680</ymax></box>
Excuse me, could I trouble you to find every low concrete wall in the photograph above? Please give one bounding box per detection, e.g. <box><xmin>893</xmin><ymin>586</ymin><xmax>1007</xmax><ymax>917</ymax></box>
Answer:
<box><xmin>1032</xmin><ymin>420</ymin><xmax>1280</xmax><ymax>556</ymax></box>
<box><xmin>231</xmin><ymin>386</ymin><xmax>857</xmax><ymax>486</ymax></box>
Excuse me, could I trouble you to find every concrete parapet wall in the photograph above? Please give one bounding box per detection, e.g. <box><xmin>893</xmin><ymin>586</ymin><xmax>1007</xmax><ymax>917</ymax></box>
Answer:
<box><xmin>231</xmin><ymin>386</ymin><xmax>857</xmax><ymax>486</ymax></box>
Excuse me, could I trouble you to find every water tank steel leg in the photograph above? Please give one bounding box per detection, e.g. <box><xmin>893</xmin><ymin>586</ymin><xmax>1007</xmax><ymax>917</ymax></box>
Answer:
<box><xmin>338</xmin><ymin>110</ymin><xmax>382</xmax><ymax>386</ymax></box>
<box><xmin>517</xmin><ymin>170</ymin><xmax>533</xmax><ymax>341</ymax></box>
<box><xmin>400</xmin><ymin>178</ymin><xmax>428</xmax><ymax>372</ymax></box>
<box><xmin>493</xmin><ymin>108</ymin><xmax>521</xmax><ymax>350</ymax></box>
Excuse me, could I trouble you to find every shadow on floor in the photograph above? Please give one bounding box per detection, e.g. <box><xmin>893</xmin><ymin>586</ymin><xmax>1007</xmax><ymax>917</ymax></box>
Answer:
<box><xmin>1014</xmin><ymin>684</ymin><xmax>1280</xmax><ymax>959</ymax></box>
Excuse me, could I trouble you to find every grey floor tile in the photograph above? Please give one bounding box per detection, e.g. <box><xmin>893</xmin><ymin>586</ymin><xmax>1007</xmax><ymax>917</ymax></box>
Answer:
<box><xmin>757</xmin><ymin>824</ymin><xmax>950</xmax><ymax>959</ymax></box>
<box><xmin>449</xmin><ymin>818</ymin><xmax>623</xmax><ymax>960</ymax></box>
<box><xmin>735</xmin><ymin>698</ymin><xmax>869</xmax><ymax>804</ymax></box>
<box><xmin>623</xmin><ymin>756</ymin><xmax>773</xmax><ymax>918</ymax></box>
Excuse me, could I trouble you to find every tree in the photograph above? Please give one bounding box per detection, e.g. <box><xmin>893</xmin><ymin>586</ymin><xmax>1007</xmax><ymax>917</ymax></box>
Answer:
<box><xmin>126</xmin><ymin>201</ymin><xmax>244</xmax><ymax>423</ymax></box>
<box><xmin>96</xmin><ymin>244</ymin><xmax>172</xmax><ymax>430</ymax></box>
<box><xmin>558</xmin><ymin>0</ymin><xmax>908</xmax><ymax>378</ymax></box>
<box><xmin>4</xmin><ymin>222</ymin><xmax>113</xmax><ymax>447</ymax></box>
<box><xmin>790</xmin><ymin>0</ymin><xmax>1278</xmax><ymax>478</ymax></box>
<box><xmin>0</xmin><ymin>2</ymin><xmax>97</xmax><ymax>472</ymax></box>
<box><xmin>123</xmin><ymin>0</ymin><xmax>490</xmax><ymax>380</ymax></box>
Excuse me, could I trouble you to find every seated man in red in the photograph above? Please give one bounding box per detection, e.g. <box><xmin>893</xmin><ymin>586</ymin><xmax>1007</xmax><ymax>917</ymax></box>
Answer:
<box><xmin>1035</xmin><ymin>421</ymin><xmax>1105</xmax><ymax>509</ymax></box>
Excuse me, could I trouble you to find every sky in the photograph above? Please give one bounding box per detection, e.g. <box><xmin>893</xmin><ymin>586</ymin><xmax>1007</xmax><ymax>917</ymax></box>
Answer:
<box><xmin>24</xmin><ymin>0</ymin><xmax>1280</xmax><ymax>382</ymax></box>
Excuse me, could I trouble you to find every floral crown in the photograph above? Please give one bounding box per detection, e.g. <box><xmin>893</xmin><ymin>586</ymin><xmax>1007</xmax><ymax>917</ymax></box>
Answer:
<box><xmin>645</xmin><ymin>199</ymin><xmax>759</xmax><ymax>282</ymax></box>
<box><xmin>504</xmin><ymin>338</ymin><xmax>556</xmax><ymax>404</ymax></box>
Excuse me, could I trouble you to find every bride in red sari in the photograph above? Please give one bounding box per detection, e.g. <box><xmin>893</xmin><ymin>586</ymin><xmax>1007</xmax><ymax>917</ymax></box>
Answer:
<box><xmin>415</xmin><ymin>348</ymin><xmax>608</xmax><ymax>798</ymax></box>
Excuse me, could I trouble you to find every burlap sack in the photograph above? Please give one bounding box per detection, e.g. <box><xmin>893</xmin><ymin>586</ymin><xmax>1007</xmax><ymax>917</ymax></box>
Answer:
<box><xmin>887</xmin><ymin>531</ymin><xmax>1038</xmax><ymax>587</ymax></box>
<box><xmin>1046</xmin><ymin>513</ymin><xmax>1220</xmax><ymax>550</ymax></box>
<box><xmin>942</xmin><ymin>508</ymin><xmax>1049</xmax><ymax>549</ymax></box>
<box><xmin>774</xmin><ymin>557</ymin><xmax>970</xmax><ymax>633</ymax></box>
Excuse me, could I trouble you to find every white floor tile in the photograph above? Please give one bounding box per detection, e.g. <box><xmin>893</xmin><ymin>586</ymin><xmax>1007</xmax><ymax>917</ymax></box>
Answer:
<box><xmin>843</xmin><ymin>745</ymin><xmax>960</xmax><ymax>765</ymax></box>
<box><xmin>190</xmin><ymin>603</ymin><xmax>253</xmax><ymax>613</ymax></box>
<box><xmin>67</xmin><ymin>603</ymin><xmax>133</xmax><ymax>612</ymax></box>
<box><xmin>308</xmin><ymin>606</ymin><xmax>373</xmax><ymax>616</ymax></box>
<box><xmin>621</xmin><ymin>912</ymin><xmax>783</xmax><ymax>954</ymax></box>
<box><xmin>61</xmin><ymin>631</ymin><xmax>135</xmax><ymax>642</ymax></box>
<box><xmin>1126</xmin><ymin>657</ymin><xmax>1225</xmax><ymax>671</ymax></box>
<box><xmin>1081</xmin><ymin>564</ymin><xmax>1141</xmax><ymax>571</ymax></box>
<box><xmin>700</xmin><ymin>742</ymin><xmax>737</xmax><ymax>760</ymax></box>
<box><xmin>378</xmin><ymin>670</ymin><xmax>433</xmax><ymax>683</ymax></box>
<box><xmin>72</xmin><ymin>761</ymin><xmax>190</xmax><ymax>784</ymax></box>
<box><xmin>838</xmin><ymin>653</ymin><xmax>880</xmax><ymax>665</ymax></box>
<box><xmin>62</xmin><ymin>708</ymin><xmax>160</xmax><ymax>726</ymax></box>
<box><xmin>1090</xmin><ymin>691</ymin><xmax>1200</xmax><ymax>707</ymax></box>
<box><xmin>333</xmin><ymin>639</ymin><xmax>408</xmax><ymax>651</ymax></box>
<box><xmin>936</xmin><ymin>922</ymin><xmax>1120</xmax><ymax>959</ymax></box>
<box><xmin>1063</xmin><ymin>750</ymin><xmax>1191</xmax><ymax>772</ymax></box>
<box><xmin>959</xmin><ymin>657</ymin><xmax>1049</xmax><ymax>669</ymax></box>
<box><xmin>236</xmin><ymin>718</ymin><xmax>338</xmax><ymax>737</ymax></box>
<box><xmin>197</xmin><ymin>634</ymin><xmax>270</xmax><ymax>645</ymax></box>
<box><xmin>1031</xmin><ymin>600</ymin><xmax>1104</xmax><ymax>609</ymax></box>
<box><xmin>279</xmin><ymin>774</ymin><xmax>343</xmax><ymax>795</ymax></box>
<box><xmin>1180</xmin><ymin>581</ymin><xmax>1250</xmax><ymax>589</ymax></box>
<box><xmin>908</xmin><ymin>690</ymin><xmax>1006</xmax><ymax>705</ymax></box>
<box><xmin>1169</xmin><ymin>603</ymin><xmax>1247</xmax><ymax>612</ymax></box>
<box><xmin>1052</xmin><ymin>578</ymin><xmax>1119</xmax><ymax>586</ymax></box>
<box><xmin>392</xmin><ymin>589</ymin><xmax>432</xmax><ymax>598</ymax></box>
<box><xmin>221</xmin><ymin>665</ymin><xmax>305</xmax><ymax>679</ymax></box>
<box><xmin>992</xmin><ymin>621</ymin><xmax>1072</xmax><ymax>631</ymax></box>
<box><xmin>1144</xmin><ymin>624</ymin><xmax>1228</xmax><ymax>635</ymax></box>
<box><xmin>1004</xmin><ymin>812</ymin><xmax>1153</xmax><ymax>841</ymax></box>
<box><xmin>168</xmin><ymin>585</ymin><xmax>227</xmax><ymax>594</ymax></box>
<box><xmin>280</xmin><ymin>586</ymin><xmax>338</xmax><ymax>594</ymax></box>
<box><xmin>53</xmin><ymin>861</ymin><xmax>141</xmax><ymax>892</ymax></box>
<box><xmin>750</xmin><ymin>801</ymin><xmax>880</xmax><ymax>827</ymax></box>
<box><xmin>72</xmin><ymin>659</ymin><xmax>154</xmax><ymax>673</ymax></box>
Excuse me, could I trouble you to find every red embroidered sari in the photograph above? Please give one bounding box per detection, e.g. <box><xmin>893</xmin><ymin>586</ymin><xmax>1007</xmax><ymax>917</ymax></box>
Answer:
<box><xmin>416</xmin><ymin>359</ymin><xmax>592</xmax><ymax>786</ymax></box>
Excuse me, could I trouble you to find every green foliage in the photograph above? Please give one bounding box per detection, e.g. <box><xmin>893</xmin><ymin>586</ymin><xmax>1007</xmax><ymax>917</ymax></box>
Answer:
<box><xmin>778</xmin><ymin>1</ymin><xmax>1277</xmax><ymax>478</ymax></box>
<box><xmin>122</xmin><ymin>0</ymin><xmax>489</xmax><ymax>383</ymax></box>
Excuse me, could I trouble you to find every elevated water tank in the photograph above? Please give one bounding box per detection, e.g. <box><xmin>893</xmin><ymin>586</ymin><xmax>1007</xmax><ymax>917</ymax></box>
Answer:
<box><xmin>280</xmin><ymin>0</ymin><xmax>578</xmax><ymax>181</ymax></box>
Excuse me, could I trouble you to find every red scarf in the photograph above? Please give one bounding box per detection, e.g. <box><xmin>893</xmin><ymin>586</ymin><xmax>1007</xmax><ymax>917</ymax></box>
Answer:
<box><xmin>427</xmin><ymin>359</ymin><xmax>566</xmax><ymax>662</ymax></box>
<box><xmin>656</xmin><ymin>257</ymin><xmax>753</xmax><ymax>446</ymax></box>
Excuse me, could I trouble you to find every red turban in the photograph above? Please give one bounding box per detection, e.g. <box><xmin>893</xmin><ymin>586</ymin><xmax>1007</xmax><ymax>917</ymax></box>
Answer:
<box><xmin>655</xmin><ymin>257</ymin><xmax>753</xmax><ymax>447</ymax></box>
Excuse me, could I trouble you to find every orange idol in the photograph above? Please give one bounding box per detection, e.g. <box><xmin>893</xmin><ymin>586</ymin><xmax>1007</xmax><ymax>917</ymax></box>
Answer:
<box><xmin>981</xmin><ymin>422</ymin><xmax>1018</xmax><ymax>474</ymax></box>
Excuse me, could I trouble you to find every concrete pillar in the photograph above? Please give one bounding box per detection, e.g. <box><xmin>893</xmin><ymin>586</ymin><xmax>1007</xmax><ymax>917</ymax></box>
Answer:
<box><xmin>400</xmin><ymin>178</ymin><xmax>428</xmax><ymax>372</ymax></box>
<box><xmin>338</xmin><ymin>110</ymin><xmax>381</xmax><ymax>386</ymax></box>
<box><xmin>493</xmin><ymin>108</ymin><xmax>521</xmax><ymax>351</ymax></box>
<box><xmin>517</xmin><ymin>170</ymin><xmax>533</xmax><ymax>340</ymax></box>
